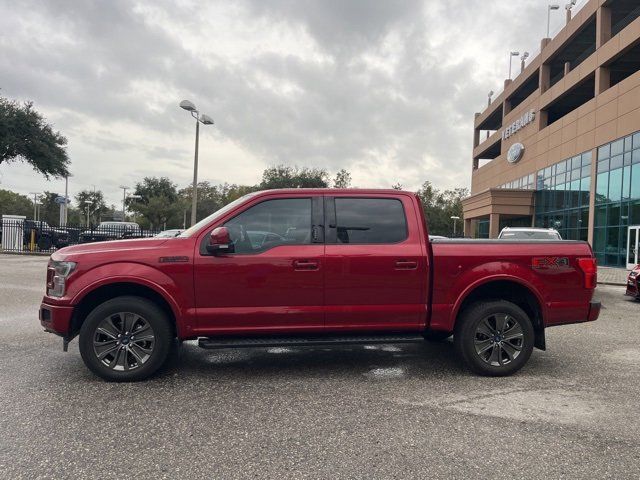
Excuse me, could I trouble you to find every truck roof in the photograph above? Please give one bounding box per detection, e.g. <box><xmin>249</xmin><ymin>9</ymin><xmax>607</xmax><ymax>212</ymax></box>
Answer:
<box><xmin>252</xmin><ymin>188</ymin><xmax>414</xmax><ymax>195</ymax></box>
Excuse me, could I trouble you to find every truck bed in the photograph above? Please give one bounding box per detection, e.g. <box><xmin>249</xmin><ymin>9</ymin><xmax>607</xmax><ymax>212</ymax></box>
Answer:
<box><xmin>429</xmin><ymin>239</ymin><xmax>595</xmax><ymax>331</ymax></box>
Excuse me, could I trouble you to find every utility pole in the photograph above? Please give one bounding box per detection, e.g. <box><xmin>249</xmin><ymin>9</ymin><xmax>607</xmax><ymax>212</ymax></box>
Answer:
<box><xmin>29</xmin><ymin>192</ymin><xmax>40</xmax><ymax>220</ymax></box>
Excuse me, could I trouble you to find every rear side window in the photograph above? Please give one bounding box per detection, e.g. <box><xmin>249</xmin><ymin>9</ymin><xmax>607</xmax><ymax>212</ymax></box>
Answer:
<box><xmin>334</xmin><ymin>198</ymin><xmax>407</xmax><ymax>244</ymax></box>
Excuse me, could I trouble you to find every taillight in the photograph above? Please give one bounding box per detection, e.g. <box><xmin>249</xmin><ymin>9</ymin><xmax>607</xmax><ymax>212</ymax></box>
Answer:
<box><xmin>577</xmin><ymin>257</ymin><xmax>597</xmax><ymax>289</ymax></box>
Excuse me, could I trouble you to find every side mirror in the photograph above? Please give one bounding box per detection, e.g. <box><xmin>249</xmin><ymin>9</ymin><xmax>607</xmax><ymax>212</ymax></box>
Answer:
<box><xmin>207</xmin><ymin>227</ymin><xmax>234</xmax><ymax>255</ymax></box>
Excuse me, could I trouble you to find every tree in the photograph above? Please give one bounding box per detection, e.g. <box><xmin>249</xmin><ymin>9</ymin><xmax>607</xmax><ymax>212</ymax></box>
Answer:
<box><xmin>75</xmin><ymin>190</ymin><xmax>107</xmax><ymax>226</ymax></box>
<box><xmin>333</xmin><ymin>169</ymin><xmax>352</xmax><ymax>188</ymax></box>
<box><xmin>0</xmin><ymin>96</ymin><xmax>70</xmax><ymax>178</ymax></box>
<box><xmin>127</xmin><ymin>177</ymin><xmax>181</xmax><ymax>229</ymax></box>
<box><xmin>0</xmin><ymin>188</ymin><xmax>33</xmax><ymax>217</ymax></box>
<box><xmin>38</xmin><ymin>191</ymin><xmax>63</xmax><ymax>225</ymax></box>
<box><xmin>259</xmin><ymin>165</ymin><xmax>329</xmax><ymax>189</ymax></box>
<box><xmin>415</xmin><ymin>181</ymin><xmax>468</xmax><ymax>237</ymax></box>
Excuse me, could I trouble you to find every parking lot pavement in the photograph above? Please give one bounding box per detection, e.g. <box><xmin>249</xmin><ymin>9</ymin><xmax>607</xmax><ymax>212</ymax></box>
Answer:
<box><xmin>1</xmin><ymin>254</ymin><xmax>639</xmax><ymax>479</ymax></box>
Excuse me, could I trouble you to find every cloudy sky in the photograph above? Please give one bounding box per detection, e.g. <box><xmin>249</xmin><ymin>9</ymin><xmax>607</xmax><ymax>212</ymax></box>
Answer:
<box><xmin>0</xmin><ymin>0</ymin><xmax>578</xmax><ymax>207</ymax></box>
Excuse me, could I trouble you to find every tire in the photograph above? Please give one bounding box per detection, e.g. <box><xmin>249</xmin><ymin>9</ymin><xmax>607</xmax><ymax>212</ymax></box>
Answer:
<box><xmin>424</xmin><ymin>330</ymin><xmax>452</xmax><ymax>342</ymax></box>
<box><xmin>454</xmin><ymin>300</ymin><xmax>534</xmax><ymax>376</ymax></box>
<box><xmin>79</xmin><ymin>296</ymin><xmax>174</xmax><ymax>381</ymax></box>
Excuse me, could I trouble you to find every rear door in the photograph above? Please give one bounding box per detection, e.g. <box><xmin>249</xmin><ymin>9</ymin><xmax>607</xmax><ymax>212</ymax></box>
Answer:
<box><xmin>323</xmin><ymin>194</ymin><xmax>426</xmax><ymax>332</ymax></box>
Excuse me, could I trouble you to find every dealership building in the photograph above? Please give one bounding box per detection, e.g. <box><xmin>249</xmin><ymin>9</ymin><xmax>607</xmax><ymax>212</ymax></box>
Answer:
<box><xmin>462</xmin><ymin>0</ymin><xmax>640</xmax><ymax>268</ymax></box>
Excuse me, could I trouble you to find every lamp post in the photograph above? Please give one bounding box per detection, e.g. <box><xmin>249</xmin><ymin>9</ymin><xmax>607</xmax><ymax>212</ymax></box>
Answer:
<box><xmin>508</xmin><ymin>51</ymin><xmax>520</xmax><ymax>79</ymax></box>
<box><xmin>520</xmin><ymin>51</ymin><xmax>529</xmax><ymax>73</ymax></box>
<box><xmin>451</xmin><ymin>216</ymin><xmax>460</xmax><ymax>237</ymax></box>
<box><xmin>487</xmin><ymin>90</ymin><xmax>494</xmax><ymax>107</ymax></box>
<box><xmin>28</xmin><ymin>192</ymin><xmax>41</xmax><ymax>220</ymax></box>
<box><xmin>565</xmin><ymin>0</ymin><xmax>577</xmax><ymax>23</ymax></box>
<box><xmin>547</xmin><ymin>4</ymin><xmax>560</xmax><ymax>38</ymax></box>
<box><xmin>119</xmin><ymin>185</ymin><xmax>130</xmax><ymax>221</ymax></box>
<box><xmin>63</xmin><ymin>174</ymin><xmax>72</xmax><ymax>225</ymax></box>
<box><xmin>179</xmin><ymin>100</ymin><xmax>214</xmax><ymax>227</ymax></box>
<box><xmin>85</xmin><ymin>200</ymin><xmax>94</xmax><ymax>228</ymax></box>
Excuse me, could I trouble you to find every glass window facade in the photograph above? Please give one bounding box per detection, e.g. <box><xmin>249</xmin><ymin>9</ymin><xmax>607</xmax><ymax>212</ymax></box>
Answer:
<box><xmin>534</xmin><ymin>151</ymin><xmax>592</xmax><ymax>241</ymax></box>
<box><xmin>592</xmin><ymin>131</ymin><xmax>640</xmax><ymax>267</ymax></box>
<box><xmin>498</xmin><ymin>173</ymin><xmax>535</xmax><ymax>190</ymax></box>
<box><xmin>475</xmin><ymin>219</ymin><xmax>489</xmax><ymax>238</ymax></box>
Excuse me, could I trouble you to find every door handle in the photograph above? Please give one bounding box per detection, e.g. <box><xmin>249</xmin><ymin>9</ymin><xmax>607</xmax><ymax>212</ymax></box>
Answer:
<box><xmin>395</xmin><ymin>260</ymin><xmax>418</xmax><ymax>270</ymax></box>
<box><xmin>293</xmin><ymin>259</ymin><xmax>319</xmax><ymax>271</ymax></box>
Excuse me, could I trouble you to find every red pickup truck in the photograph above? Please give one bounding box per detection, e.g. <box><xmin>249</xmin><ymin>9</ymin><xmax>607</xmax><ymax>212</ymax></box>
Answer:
<box><xmin>39</xmin><ymin>189</ymin><xmax>600</xmax><ymax>381</ymax></box>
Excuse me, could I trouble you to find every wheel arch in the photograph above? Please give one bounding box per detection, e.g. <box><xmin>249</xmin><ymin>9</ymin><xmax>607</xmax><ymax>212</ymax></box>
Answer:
<box><xmin>453</xmin><ymin>277</ymin><xmax>546</xmax><ymax>349</ymax></box>
<box><xmin>70</xmin><ymin>282</ymin><xmax>179</xmax><ymax>339</ymax></box>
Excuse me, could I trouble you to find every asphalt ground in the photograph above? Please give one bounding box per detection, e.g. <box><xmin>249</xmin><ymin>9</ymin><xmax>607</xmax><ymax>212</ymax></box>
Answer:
<box><xmin>0</xmin><ymin>254</ymin><xmax>639</xmax><ymax>479</ymax></box>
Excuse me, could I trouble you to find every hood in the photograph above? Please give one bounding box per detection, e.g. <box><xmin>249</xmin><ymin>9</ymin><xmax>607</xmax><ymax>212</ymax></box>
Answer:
<box><xmin>52</xmin><ymin>237</ymin><xmax>169</xmax><ymax>260</ymax></box>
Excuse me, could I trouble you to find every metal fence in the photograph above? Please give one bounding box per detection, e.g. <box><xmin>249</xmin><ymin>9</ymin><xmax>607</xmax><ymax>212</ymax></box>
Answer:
<box><xmin>0</xmin><ymin>218</ymin><xmax>162</xmax><ymax>254</ymax></box>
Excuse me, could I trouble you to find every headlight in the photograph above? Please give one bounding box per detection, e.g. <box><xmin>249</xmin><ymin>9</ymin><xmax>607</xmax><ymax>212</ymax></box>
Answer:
<box><xmin>47</xmin><ymin>261</ymin><xmax>76</xmax><ymax>297</ymax></box>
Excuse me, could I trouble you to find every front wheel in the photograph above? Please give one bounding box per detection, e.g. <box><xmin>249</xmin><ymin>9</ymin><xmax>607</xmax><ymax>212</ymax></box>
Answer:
<box><xmin>454</xmin><ymin>300</ymin><xmax>534</xmax><ymax>376</ymax></box>
<box><xmin>79</xmin><ymin>296</ymin><xmax>173</xmax><ymax>381</ymax></box>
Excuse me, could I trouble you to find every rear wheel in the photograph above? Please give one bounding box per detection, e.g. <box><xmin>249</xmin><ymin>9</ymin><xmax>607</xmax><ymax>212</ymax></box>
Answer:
<box><xmin>79</xmin><ymin>296</ymin><xmax>173</xmax><ymax>381</ymax></box>
<box><xmin>454</xmin><ymin>300</ymin><xmax>534</xmax><ymax>376</ymax></box>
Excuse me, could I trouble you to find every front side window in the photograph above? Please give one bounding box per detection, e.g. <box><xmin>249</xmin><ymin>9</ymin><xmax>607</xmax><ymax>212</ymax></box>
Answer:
<box><xmin>224</xmin><ymin>198</ymin><xmax>312</xmax><ymax>254</ymax></box>
<box><xmin>334</xmin><ymin>198</ymin><xmax>407</xmax><ymax>244</ymax></box>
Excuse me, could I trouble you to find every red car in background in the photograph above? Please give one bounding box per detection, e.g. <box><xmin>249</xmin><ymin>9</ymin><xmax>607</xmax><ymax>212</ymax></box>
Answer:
<box><xmin>627</xmin><ymin>265</ymin><xmax>640</xmax><ymax>299</ymax></box>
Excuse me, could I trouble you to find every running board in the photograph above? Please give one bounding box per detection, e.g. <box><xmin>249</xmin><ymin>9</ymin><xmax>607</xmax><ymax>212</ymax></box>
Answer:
<box><xmin>198</xmin><ymin>333</ymin><xmax>425</xmax><ymax>350</ymax></box>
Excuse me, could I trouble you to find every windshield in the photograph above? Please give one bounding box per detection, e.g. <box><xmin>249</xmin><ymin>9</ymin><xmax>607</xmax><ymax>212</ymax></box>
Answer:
<box><xmin>178</xmin><ymin>192</ymin><xmax>259</xmax><ymax>238</ymax></box>
<box><xmin>501</xmin><ymin>231</ymin><xmax>561</xmax><ymax>240</ymax></box>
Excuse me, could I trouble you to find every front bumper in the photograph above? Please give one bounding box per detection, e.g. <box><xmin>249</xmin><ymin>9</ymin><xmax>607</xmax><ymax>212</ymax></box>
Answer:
<box><xmin>625</xmin><ymin>273</ymin><xmax>639</xmax><ymax>298</ymax></box>
<box><xmin>39</xmin><ymin>301</ymin><xmax>74</xmax><ymax>337</ymax></box>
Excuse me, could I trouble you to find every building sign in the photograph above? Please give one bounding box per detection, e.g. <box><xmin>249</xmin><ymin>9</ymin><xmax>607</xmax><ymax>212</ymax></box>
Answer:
<box><xmin>502</xmin><ymin>109</ymin><xmax>536</xmax><ymax>140</ymax></box>
<box><xmin>507</xmin><ymin>142</ymin><xmax>525</xmax><ymax>163</ymax></box>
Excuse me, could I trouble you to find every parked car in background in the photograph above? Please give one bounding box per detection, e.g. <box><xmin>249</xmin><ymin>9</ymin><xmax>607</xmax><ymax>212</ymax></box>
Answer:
<box><xmin>498</xmin><ymin>227</ymin><xmax>562</xmax><ymax>240</ymax></box>
<box><xmin>79</xmin><ymin>221</ymin><xmax>142</xmax><ymax>243</ymax></box>
<box><xmin>626</xmin><ymin>265</ymin><xmax>640</xmax><ymax>300</ymax></box>
<box><xmin>155</xmin><ymin>229</ymin><xmax>183</xmax><ymax>238</ymax></box>
<box><xmin>23</xmin><ymin>220</ymin><xmax>69</xmax><ymax>250</ymax></box>
<box><xmin>40</xmin><ymin>188</ymin><xmax>600</xmax><ymax>381</ymax></box>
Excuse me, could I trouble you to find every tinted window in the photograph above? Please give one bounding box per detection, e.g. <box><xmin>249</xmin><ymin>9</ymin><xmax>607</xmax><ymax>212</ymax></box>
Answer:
<box><xmin>334</xmin><ymin>198</ymin><xmax>407</xmax><ymax>244</ymax></box>
<box><xmin>224</xmin><ymin>198</ymin><xmax>311</xmax><ymax>253</ymax></box>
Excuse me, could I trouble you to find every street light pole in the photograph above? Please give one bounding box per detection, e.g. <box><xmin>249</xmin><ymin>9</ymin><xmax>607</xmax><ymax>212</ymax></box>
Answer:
<box><xmin>520</xmin><ymin>51</ymin><xmax>529</xmax><ymax>73</ymax></box>
<box><xmin>451</xmin><ymin>216</ymin><xmax>460</xmax><ymax>237</ymax></box>
<box><xmin>508</xmin><ymin>51</ymin><xmax>520</xmax><ymax>79</ymax></box>
<box><xmin>29</xmin><ymin>192</ymin><xmax>40</xmax><ymax>220</ymax></box>
<box><xmin>119</xmin><ymin>185</ymin><xmax>130</xmax><ymax>221</ymax></box>
<box><xmin>63</xmin><ymin>175</ymin><xmax>71</xmax><ymax>225</ymax></box>
<box><xmin>180</xmin><ymin>100</ymin><xmax>214</xmax><ymax>227</ymax></box>
<box><xmin>191</xmin><ymin>118</ymin><xmax>200</xmax><ymax>227</ymax></box>
<box><xmin>85</xmin><ymin>200</ymin><xmax>94</xmax><ymax>228</ymax></box>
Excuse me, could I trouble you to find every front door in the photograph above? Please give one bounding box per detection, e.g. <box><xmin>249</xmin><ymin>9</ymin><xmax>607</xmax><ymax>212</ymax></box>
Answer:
<box><xmin>323</xmin><ymin>194</ymin><xmax>427</xmax><ymax>332</ymax></box>
<box><xmin>193</xmin><ymin>195</ymin><xmax>325</xmax><ymax>335</ymax></box>
<box><xmin>628</xmin><ymin>226</ymin><xmax>640</xmax><ymax>270</ymax></box>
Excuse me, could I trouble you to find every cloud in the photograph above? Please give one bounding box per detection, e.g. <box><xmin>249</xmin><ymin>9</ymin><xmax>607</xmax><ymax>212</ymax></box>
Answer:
<box><xmin>0</xmin><ymin>0</ymin><xmax>573</xmax><ymax>207</ymax></box>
